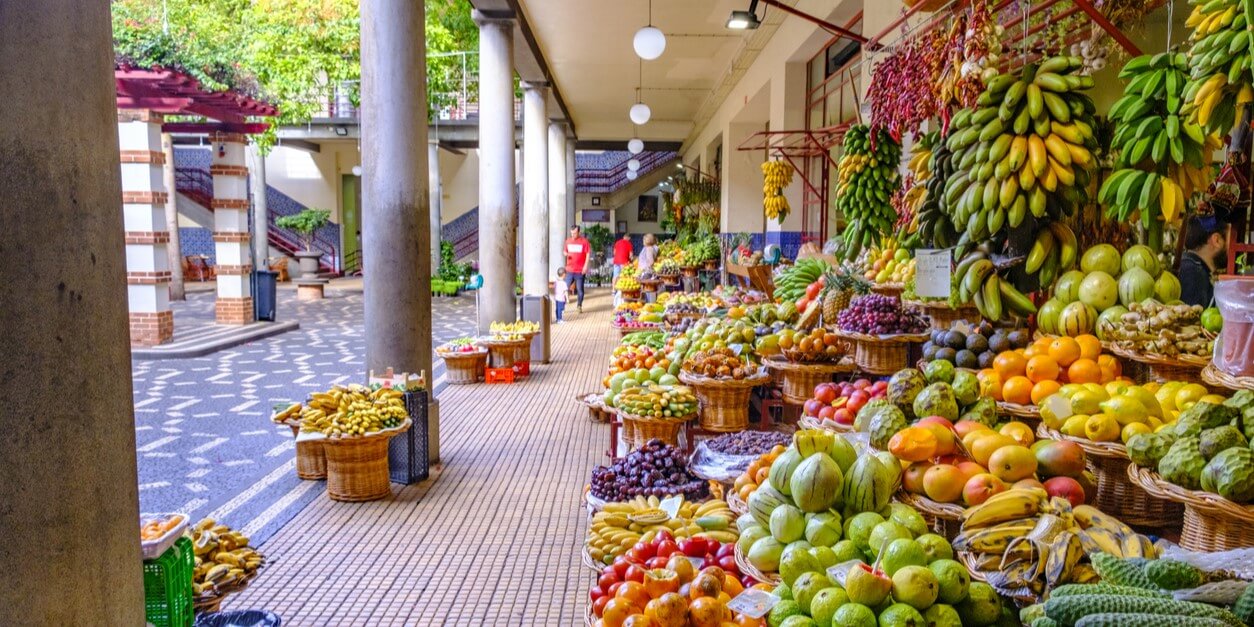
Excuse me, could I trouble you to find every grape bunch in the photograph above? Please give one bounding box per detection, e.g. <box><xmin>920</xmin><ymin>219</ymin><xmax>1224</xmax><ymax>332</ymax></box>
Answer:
<box><xmin>836</xmin><ymin>294</ymin><xmax>928</xmax><ymax>335</ymax></box>
<box><xmin>590</xmin><ymin>440</ymin><xmax>710</xmax><ymax>501</ymax></box>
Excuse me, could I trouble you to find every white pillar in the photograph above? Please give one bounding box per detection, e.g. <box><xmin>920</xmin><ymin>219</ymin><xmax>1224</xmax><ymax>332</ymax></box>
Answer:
<box><xmin>522</xmin><ymin>82</ymin><xmax>549</xmax><ymax>296</ymax></box>
<box><xmin>119</xmin><ymin>111</ymin><xmax>174</xmax><ymax>345</ymax></box>
<box><xmin>566</xmin><ymin>137</ymin><xmax>576</xmax><ymax>229</ymax></box>
<box><xmin>475</xmin><ymin>10</ymin><xmax>517</xmax><ymax>333</ymax></box>
<box><xmin>429</xmin><ymin>139</ymin><xmax>443</xmax><ymax>271</ymax></box>
<box><xmin>211</xmin><ymin>132</ymin><xmax>253</xmax><ymax>325</ymax></box>
<box><xmin>161</xmin><ymin>132</ymin><xmax>185</xmax><ymax>301</ymax></box>
<box><xmin>548</xmin><ymin>123</ymin><xmax>568</xmax><ymax>278</ymax></box>
<box><xmin>248</xmin><ymin>143</ymin><xmax>269</xmax><ymax>270</ymax></box>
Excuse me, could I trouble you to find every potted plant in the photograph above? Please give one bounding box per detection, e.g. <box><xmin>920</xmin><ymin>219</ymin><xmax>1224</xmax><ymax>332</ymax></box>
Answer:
<box><xmin>275</xmin><ymin>208</ymin><xmax>331</xmax><ymax>280</ymax></box>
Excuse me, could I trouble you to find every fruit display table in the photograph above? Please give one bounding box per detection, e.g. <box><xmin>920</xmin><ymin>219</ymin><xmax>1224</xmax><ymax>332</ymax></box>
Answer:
<box><xmin>726</xmin><ymin>261</ymin><xmax>773</xmax><ymax>299</ymax></box>
<box><xmin>478</xmin><ymin>336</ymin><xmax>531</xmax><ymax>369</ymax></box>
<box><xmin>437</xmin><ymin>348</ymin><xmax>488</xmax><ymax>385</ymax></box>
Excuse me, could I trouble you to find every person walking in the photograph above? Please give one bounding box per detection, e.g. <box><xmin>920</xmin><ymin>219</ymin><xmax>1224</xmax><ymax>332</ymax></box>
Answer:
<box><xmin>553</xmin><ymin>267</ymin><xmax>568</xmax><ymax>324</ymax></box>
<box><xmin>1178</xmin><ymin>214</ymin><xmax>1229</xmax><ymax>307</ymax></box>
<box><xmin>564</xmin><ymin>225</ymin><xmax>592</xmax><ymax>313</ymax></box>
<box><xmin>612</xmin><ymin>233</ymin><xmax>634</xmax><ymax>307</ymax></box>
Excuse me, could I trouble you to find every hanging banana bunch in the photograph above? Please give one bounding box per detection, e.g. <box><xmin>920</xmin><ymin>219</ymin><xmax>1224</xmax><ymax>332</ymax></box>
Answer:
<box><xmin>836</xmin><ymin>125</ymin><xmax>901</xmax><ymax>260</ymax></box>
<box><xmin>1182</xmin><ymin>0</ymin><xmax>1254</xmax><ymax>135</ymax></box>
<box><xmin>900</xmin><ymin>131</ymin><xmax>938</xmax><ymax>249</ymax></box>
<box><xmin>761</xmin><ymin>160</ymin><xmax>794</xmax><ymax>222</ymax></box>
<box><xmin>1101</xmin><ymin>52</ymin><xmax>1223</xmax><ymax>250</ymax></box>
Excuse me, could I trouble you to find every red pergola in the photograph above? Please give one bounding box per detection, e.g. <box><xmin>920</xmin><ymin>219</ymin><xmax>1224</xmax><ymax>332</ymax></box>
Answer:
<box><xmin>115</xmin><ymin>64</ymin><xmax>277</xmax><ymax>132</ymax></box>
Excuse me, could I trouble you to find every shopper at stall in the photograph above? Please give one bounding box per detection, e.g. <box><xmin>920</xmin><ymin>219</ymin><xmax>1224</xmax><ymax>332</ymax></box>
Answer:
<box><xmin>1178</xmin><ymin>214</ymin><xmax>1229</xmax><ymax>307</ymax></box>
<box><xmin>637</xmin><ymin>233</ymin><xmax>658</xmax><ymax>274</ymax></box>
<box><xmin>612</xmin><ymin>233</ymin><xmax>634</xmax><ymax>282</ymax></box>
<box><xmin>564</xmin><ymin>225</ymin><xmax>592</xmax><ymax>313</ymax></box>
<box><xmin>553</xmin><ymin>267</ymin><xmax>568</xmax><ymax>324</ymax></box>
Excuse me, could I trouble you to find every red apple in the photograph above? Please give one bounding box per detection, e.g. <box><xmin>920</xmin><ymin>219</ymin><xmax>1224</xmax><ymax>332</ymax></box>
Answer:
<box><xmin>814</xmin><ymin>383</ymin><xmax>838</xmax><ymax>404</ymax></box>
<box><xmin>963</xmin><ymin>473</ymin><xmax>1008</xmax><ymax>506</ymax></box>
<box><xmin>847</xmin><ymin>391</ymin><xmax>869</xmax><ymax>413</ymax></box>
<box><xmin>598</xmin><ymin>572</ymin><xmax>618</xmax><ymax>590</ymax></box>
<box><xmin>804</xmin><ymin>399</ymin><xmax>823</xmax><ymax>416</ymax></box>
<box><xmin>1044</xmin><ymin>476</ymin><xmax>1086</xmax><ymax>507</ymax></box>
<box><xmin>833</xmin><ymin>408</ymin><xmax>854</xmax><ymax>425</ymax></box>
<box><xmin>818</xmin><ymin>405</ymin><xmax>836</xmax><ymax>420</ymax></box>
<box><xmin>717</xmin><ymin>554</ymin><xmax>737</xmax><ymax>572</ymax></box>
<box><xmin>623</xmin><ymin>564</ymin><xmax>646</xmax><ymax>583</ymax></box>
<box><xmin>854</xmin><ymin>378</ymin><xmax>872</xmax><ymax>389</ymax></box>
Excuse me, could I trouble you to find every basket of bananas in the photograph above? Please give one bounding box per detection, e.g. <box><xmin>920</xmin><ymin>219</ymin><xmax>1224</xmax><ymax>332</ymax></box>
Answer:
<box><xmin>189</xmin><ymin>518</ymin><xmax>265</xmax><ymax>613</ymax></box>
<box><xmin>272</xmin><ymin>400</ymin><xmax>326</xmax><ymax>479</ymax></box>
<box><xmin>298</xmin><ymin>384</ymin><xmax>412</xmax><ymax>501</ymax></box>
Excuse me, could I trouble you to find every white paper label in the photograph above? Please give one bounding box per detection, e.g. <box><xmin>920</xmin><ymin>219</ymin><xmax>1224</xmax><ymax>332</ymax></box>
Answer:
<box><xmin>727</xmin><ymin>588</ymin><xmax>779</xmax><ymax>618</ymax></box>
<box><xmin>684</xmin><ymin>555</ymin><xmax>705</xmax><ymax>571</ymax></box>
<box><xmin>659</xmin><ymin>495</ymin><xmax>682</xmax><ymax>519</ymax></box>
<box><xmin>914</xmin><ymin>249</ymin><xmax>952</xmax><ymax>299</ymax></box>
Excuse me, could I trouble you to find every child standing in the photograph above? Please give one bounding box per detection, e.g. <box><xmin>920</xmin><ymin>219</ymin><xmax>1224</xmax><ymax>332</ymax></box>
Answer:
<box><xmin>554</xmin><ymin>267</ymin><xmax>568</xmax><ymax>323</ymax></box>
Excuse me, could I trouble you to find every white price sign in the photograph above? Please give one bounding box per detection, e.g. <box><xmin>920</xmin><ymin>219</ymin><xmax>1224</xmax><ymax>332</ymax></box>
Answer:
<box><xmin>727</xmin><ymin>588</ymin><xmax>780</xmax><ymax>618</ymax></box>
<box><xmin>659</xmin><ymin>495</ymin><xmax>683</xmax><ymax>519</ymax></box>
<box><xmin>914</xmin><ymin>249</ymin><xmax>952</xmax><ymax>299</ymax></box>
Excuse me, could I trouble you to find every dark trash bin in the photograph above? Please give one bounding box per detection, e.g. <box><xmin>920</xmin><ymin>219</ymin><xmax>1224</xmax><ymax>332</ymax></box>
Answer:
<box><xmin>252</xmin><ymin>270</ymin><xmax>278</xmax><ymax>322</ymax></box>
<box><xmin>193</xmin><ymin>609</ymin><xmax>281</xmax><ymax>627</ymax></box>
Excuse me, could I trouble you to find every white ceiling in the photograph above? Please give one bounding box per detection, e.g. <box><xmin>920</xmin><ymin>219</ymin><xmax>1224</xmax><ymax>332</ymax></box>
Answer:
<box><xmin>518</xmin><ymin>0</ymin><xmax>750</xmax><ymax>143</ymax></box>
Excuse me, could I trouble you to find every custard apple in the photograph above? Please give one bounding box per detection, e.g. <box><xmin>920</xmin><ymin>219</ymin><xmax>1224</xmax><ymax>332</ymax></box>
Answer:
<box><xmin>1200</xmin><ymin>447</ymin><xmax>1254</xmax><ymax>503</ymax></box>
<box><xmin>913</xmin><ymin>382</ymin><xmax>959</xmax><ymax>422</ymax></box>
<box><xmin>887</xmin><ymin>369</ymin><xmax>927</xmax><ymax>419</ymax></box>
<box><xmin>1173</xmin><ymin>402</ymin><xmax>1239</xmax><ymax>438</ymax></box>
<box><xmin>867</xmin><ymin>405</ymin><xmax>908</xmax><ymax>450</ymax></box>
<box><xmin>1127</xmin><ymin>432</ymin><xmax>1176</xmax><ymax>469</ymax></box>
<box><xmin>1199</xmin><ymin>425</ymin><xmax>1247</xmax><ymax>460</ymax></box>
<box><xmin>1158</xmin><ymin>436</ymin><xmax>1206</xmax><ymax>490</ymax></box>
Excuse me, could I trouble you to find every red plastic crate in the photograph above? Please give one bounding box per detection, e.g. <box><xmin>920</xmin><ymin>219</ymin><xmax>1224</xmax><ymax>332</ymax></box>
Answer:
<box><xmin>486</xmin><ymin>367</ymin><xmax>515</xmax><ymax>384</ymax></box>
<box><xmin>513</xmin><ymin>360</ymin><xmax>530</xmax><ymax>377</ymax></box>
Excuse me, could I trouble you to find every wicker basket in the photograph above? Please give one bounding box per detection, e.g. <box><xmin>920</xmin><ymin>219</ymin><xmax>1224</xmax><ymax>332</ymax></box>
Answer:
<box><xmin>871</xmin><ymin>283</ymin><xmax>905</xmax><ymax>298</ymax></box>
<box><xmin>193</xmin><ymin>560</ymin><xmax>264</xmax><ymax>614</ymax></box>
<box><xmin>1035</xmin><ymin>424</ymin><xmax>1181</xmax><ymax>530</ymax></box>
<box><xmin>438</xmin><ymin>349</ymin><xmax>487</xmax><ymax>385</ymax></box>
<box><xmin>581</xmin><ymin>545</ymin><xmax>605</xmax><ymax>573</ymax></box>
<box><xmin>320</xmin><ymin>420</ymin><xmax>411</xmax><ymax>502</ymax></box>
<box><xmin>735</xmin><ymin>543</ymin><xmax>781</xmax><ymax>585</ymax></box>
<box><xmin>727</xmin><ymin>489</ymin><xmax>748</xmax><ymax>516</ymax></box>
<box><xmin>617</xmin><ymin>409</ymin><xmax>694</xmax><ymax>450</ymax></box>
<box><xmin>478</xmin><ymin>336</ymin><xmax>531</xmax><ymax>368</ymax></box>
<box><xmin>660</xmin><ymin>274</ymin><xmax>681</xmax><ymax>286</ymax></box>
<box><xmin>681</xmin><ymin>266</ymin><xmax>699</xmax><ymax>277</ymax></box>
<box><xmin>679</xmin><ymin>371</ymin><xmax>771</xmax><ymax>432</ymax></box>
<box><xmin>896</xmin><ymin>491</ymin><xmax>963</xmax><ymax>539</ymax></box>
<box><xmin>1202</xmin><ymin>363</ymin><xmax>1254</xmax><ymax>391</ymax></box>
<box><xmin>903</xmin><ymin>300</ymin><xmax>981</xmax><ymax>331</ymax></box>
<box><xmin>640</xmin><ymin>278</ymin><xmax>662</xmax><ymax>293</ymax></box>
<box><xmin>996</xmin><ymin>401</ymin><xmax>1041</xmax><ymax>427</ymax></box>
<box><xmin>1106</xmin><ymin>344</ymin><xmax>1208</xmax><ymax>384</ymax></box>
<box><xmin>833</xmin><ymin>330</ymin><xmax>929</xmax><ymax>376</ymax></box>
<box><xmin>1127</xmin><ymin>463</ymin><xmax>1254</xmax><ymax>552</ymax></box>
<box><xmin>576</xmin><ymin>392</ymin><xmax>613</xmax><ymax>423</ymax></box>
<box><xmin>615</xmin><ymin>323</ymin><xmax>660</xmax><ymax>337</ymax></box>
<box><xmin>763</xmin><ymin>356</ymin><xmax>857</xmax><ymax>405</ymax></box>
<box><xmin>287</xmin><ymin>424</ymin><xmax>326</xmax><ymax>479</ymax></box>
<box><xmin>619</xmin><ymin>288</ymin><xmax>643</xmax><ymax>302</ymax></box>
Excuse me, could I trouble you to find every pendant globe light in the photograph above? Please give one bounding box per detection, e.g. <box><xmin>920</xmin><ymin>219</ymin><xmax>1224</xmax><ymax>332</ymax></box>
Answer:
<box><xmin>633</xmin><ymin>0</ymin><xmax>666</xmax><ymax>60</ymax></box>
<box><xmin>627</xmin><ymin>158</ymin><xmax>641</xmax><ymax>171</ymax></box>
<box><xmin>629</xmin><ymin>60</ymin><xmax>651</xmax><ymax>125</ymax></box>
<box><xmin>628</xmin><ymin>138</ymin><xmax>644</xmax><ymax>154</ymax></box>
<box><xmin>626</xmin><ymin>170</ymin><xmax>639</xmax><ymax>180</ymax></box>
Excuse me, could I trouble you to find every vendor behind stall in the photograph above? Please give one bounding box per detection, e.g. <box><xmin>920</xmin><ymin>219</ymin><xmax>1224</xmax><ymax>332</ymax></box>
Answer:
<box><xmin>1178</xmin><ymin>214</ymin><xmax>1229</xmax><ymax>307</ymax></box>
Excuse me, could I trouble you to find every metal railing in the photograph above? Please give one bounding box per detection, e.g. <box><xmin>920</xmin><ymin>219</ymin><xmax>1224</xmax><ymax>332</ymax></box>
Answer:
<box><xmin>575</xmin><ymin>151</ymin><xmax>679</xmax><ymax>194</ymax></box>
<box><xmin>174</xmin><ymin>167</ymin><xmax>213</xmax><ymax>208</ymax></box>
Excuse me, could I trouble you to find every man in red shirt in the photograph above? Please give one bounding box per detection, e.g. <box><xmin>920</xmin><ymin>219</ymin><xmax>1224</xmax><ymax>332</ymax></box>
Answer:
<box><xmin>612</xmin><ymin>233</ymin><xmax>634</xmax><ymax>305</ymax></box>
<box><xmin>564</xmin><ymin>225</ymin><xmax>592</xmax><ymax>312</ymax></box>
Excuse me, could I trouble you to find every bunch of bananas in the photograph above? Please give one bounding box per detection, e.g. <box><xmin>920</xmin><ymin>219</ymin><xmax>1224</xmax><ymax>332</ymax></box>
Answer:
<box><xmin>907</xmin><ymin>131</ymin><xmax>936</xmax><ymax>181</ymax></box>
<box><xmin>1184</xmin><ymin>0</ymin><xmax>1254</xmax><ymax>134</ymax></box>
<box><xmin>896</xmin><ymin>132</ymin><xmax>935</xmax><ymax>248</ymax></box>
<box><xmin>586</xmin><ymin>497</ymin><xmax>737</xmax><ymax>565</ymax></box>
<box><xmin>1024</xmin><ymin>221</ymin><xmax>1080</xmax><ymax>292</ymax></box>
<box><xmin>681</xmin><ymin>235</ymin><xmax>720</xmax><ymax>265</ymax></box>
<box><xmin>190</xmin><ymin>518</ymin><xmax>263</xmax><ymax>597</ymax></box>
<box><xmin>1103</xmin><ymin>53</ymin><xmax>1222</xmax><ymax>239</ymax></box>
<box><xmin>762</xmin><ymin>160</ymin><xmax>794</xmax><ymax>222</ymax></box>
<box><xmin>299</xmin><ymin>384</ymin><xmax>406</xmax><ymax>437</ymax></box>
<box><xmin>954</xmin><ymin>489</ymin><xmax>1156</xmax><ymax>597</ymax></box>
<box><xmin>836</xmin><ymin>125</ymin><xmax>901</xmax><ymax>259</ymax></box>
<box><xmin>942</xmin><ymin>56</ymin><xmax>1097</xmax><ymax>243</ymax></box>
<box><xmin>489</xmin><ymin>320</ymin><xmax>540</xmax><ymax>335</ymax></box>
<box><xmin>915</xmin><ymin>133</ymin><xmax>960</xmax><ymax>248</ymax></box>
<box><xmin>773</xmin><ymin>257</ymin><xmax>831</xmax><ymax>303</ymax></box>
<box><xmin>950</xmin><ymin>247</ymin><xmax>1041</xmax><ymax>321</ymax></box>
<box><xmin>613</xmin><ymin>383</ymin><xmax>698</xmax><ymax>418</ymax></box>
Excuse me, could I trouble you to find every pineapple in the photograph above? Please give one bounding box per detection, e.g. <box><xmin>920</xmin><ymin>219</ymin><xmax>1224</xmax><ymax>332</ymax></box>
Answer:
<box><xmin>820</xmin><ymin>271</ymin><xmax>870</xmax><ymax>325</ymax></box>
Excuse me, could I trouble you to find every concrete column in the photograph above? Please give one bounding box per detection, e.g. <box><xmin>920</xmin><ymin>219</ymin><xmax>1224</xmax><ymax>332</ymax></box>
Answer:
<box><xmin>548</xmin><ymin>123</ymin><xmax>568</xmax><ymax>278</ymax></box>
<box><xmin>767</xmin><ymin>62</ymin><xmax>807</xmax><ymax>252</ymax></box>
<box><xmin>0</xmin><ymin>1</ymin><xmax>145</xmax><ymax>622</ymax></box>
<box><xmin>722</xmin><ymin>122</ymin><xmax>766</xmax><ymax>235</ymax></box>
<box><xmin>211</xmin><ymin>132</ymin><xmax>253</xmax><ymax>324</ymax></box>
<box><xmin>361</xmin><ymin>0</ymin><xmax>437</xmax><ymax>461</ymax></box>
<box><xmin>522</xmin><ymin>82</ymin><xmax>549</xmax><ymax>296</ymax></box>
<box><xmin>162</xmin><ymin>133</ymin><xmax>186</xmax><ymax>301</ymax></box>
<box><xmin>566</xmin><ymin>138</ymin><xmax>577</xmax><ymax>229</ymax></box>
<box><xmin>248</xmin><ymin>143</ymin><xmax>269</xmax><ymax>270</ymax></box>
<box><xmin>475</xmin><ymin>11</ymin><xmax>517</xmax><ymax>333</ymax></box>
<box><xmin>429</xmin><ymin>139</ymin><xmax>443</xmax><ymax>271</ymax></box>
<box><xmin>120</xmin><ymin>110</ymin><xmax>175</xmax><ymax>345</ymax></box>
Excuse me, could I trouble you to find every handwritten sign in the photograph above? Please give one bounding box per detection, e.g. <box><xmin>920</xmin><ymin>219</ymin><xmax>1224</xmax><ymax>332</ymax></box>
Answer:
<box><xmin>659</xmin><ymin>495</ymin><xmax>682</xmax><ymax>519</ymax></box>
<box><xmin>727</xmin><ymin>588</ymin><xmax>780</xmax><ymax>618</ymax></box>
<box><xmin>914</xmin><ymin>249</ymin><xmax>952</xmax><ymax>299</ymax></box>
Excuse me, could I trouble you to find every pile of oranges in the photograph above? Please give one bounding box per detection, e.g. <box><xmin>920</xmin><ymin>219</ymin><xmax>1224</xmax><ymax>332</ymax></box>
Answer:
<box><xmin>975</xmin><ymin>334</ymin><xmax>1123</xmax><ymax>406</ymax></box>
<box><xmin>731</xmin><ymin>446</ymin><xmax>787</xmax><ymax>502</ymax></box>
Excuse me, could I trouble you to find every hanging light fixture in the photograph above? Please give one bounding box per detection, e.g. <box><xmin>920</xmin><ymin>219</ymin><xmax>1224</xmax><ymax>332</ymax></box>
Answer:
<box><xmin>627</xmin><ymin>159</ymin><xmax>641</xmax><ymax>171</ymax></box>
<box><xmin>628</xmin><ymin>138</ymin><xmax>644</xmax><ymax>154</ymax></box>
<box><xmin>626</xmin><ymin>170</ymin><xmax>639</xmax><ymax>180</ymax></box>
<box><xmin>629</xmin><ymin>59</ymin><xmax>651</xmax><ymax>125</ymax></box>
<box><xmin>633</xmin><ymin>0</ymin><xmax>666</xmax><ymax>60</ymax></box>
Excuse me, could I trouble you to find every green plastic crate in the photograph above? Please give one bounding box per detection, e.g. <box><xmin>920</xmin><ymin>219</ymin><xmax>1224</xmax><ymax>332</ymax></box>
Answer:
<box><xmin>143</xmin><ymin>536</ymin><xmax>193</xmax><ymax>627</ymax></box>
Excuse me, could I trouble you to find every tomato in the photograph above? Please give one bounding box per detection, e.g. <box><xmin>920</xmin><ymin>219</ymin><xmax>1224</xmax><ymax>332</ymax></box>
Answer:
<box><xmin>591</xmin><ymin>587</ymin><xmax>605</xmax><ymax>602</ymax></box>
<box><xmin>638</xmin><ymin>542</ymin><xmax>658</xmax><ymax>560</ymax></box>
<box><xmin>626</xmin><ymin>547</ymin><xmax>648</xmax><ymax>564</ymax></box>
<box><xmin>655</xmin><ymin>540</ymin><xmax>678</xmax><ymax>558</ymax></box>
<box><xmin>645</xmin><ymin>556</ymin><xmax>669</xmax><ymax>569</ymax></box>
<box><xmin>805</xmin><ymin>282</ymin><xmax>822</xmax><ymax>300</ymax></box>
<box><xmin>592</xmin><ymin>594</ymin><xmax>611</xmax><ymax>618</ymax></box>
<box><xmin>612</xmin><ymin>556</ymin><xmax>632</xmax><ymax>579</ymax></box>
<box><xmin>608</xmin><ymin>581</ymin><xmax>624</xmax><ymax>597</ymax></box>
<box><xmin>598</xmin><ymin>572</ymin><xmax>619</xmax><ymax>590</ymax></box>
<box><xmin>623</xmin><ymin>564</ymin><xmax>646</xmax><ymax>583</ymax></box>
<box><xmin>654</xmin><ymin>530</ymin><xmax>674</xmax><ymax>544</ymax></box>
<box><xmin>678</xmin><ymin>537</ymin><xmax>706</xmax><ymax>557</ymax></box>
<box><xmin>717</xmin><ymin>554</ymin><xmax>737</xmax><ymax>573</ymax></box>
<box><xmin>716</xmin><ymin>543</ymin><xmax>735</xmax><ymax>559</ymax></box>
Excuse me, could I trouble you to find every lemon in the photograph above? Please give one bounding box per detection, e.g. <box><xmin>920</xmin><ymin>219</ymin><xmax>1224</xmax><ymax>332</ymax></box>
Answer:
<box><xmin>1142</xmin><ymin>381</ymin><xmax>1161</xmax><ymax>393</ymax></box>
<box><xmin>1058</xmin><ymin>384</ymin><xmax>1085</xmax><ymax>398</ymax></box>
<box><xmin>1085</xmin><ymin>414</ymin><xmax>1121</xmax><ymax>442</ymax></box>
<box><xmin>1174</xmin><ymin>383</ymin><xmax>1208</xmax><ymax>411</ymax></box>
<box><xmin>1156</xmin><ymin>382</ymin><xmax>1183</xmax><ymax>411</ymax></box>
<box><xmin>1104</xmin><ymin>380</ymin><xmax>1131</xmax><ymax>398</ymax></box>
<box><xmin>1070</xmin><ymin>390</ymin><xmax>1106</xmax><ymax>415</ymax></box>
<box><xmin>1199</xmin><ymin>394</ymin><xmax>1227</xmax><ymax>405</ymax></box>
<box><xmin>1146</xmin><ymin>416</ymin><xmax>1163</xmax><ymax>430</ymax></box>
<box><xmin>1154</xmin><ymin>422</ymin><xmax>1175</xmax><ymax>433</ymax></box>
<box><xmin>1081</xmin><ymin>383</ymin><xmax>1110</xmax><ymax>401</ymax></box>
<box><xmin>1062</xmin><ymin>415</ymin><xmax>1090</xmax><ymax>437</ymax></box>
<box><xmin>1100</xmin><ymin>395</ymin><xmax>1149</xmax><ymax>426</ymax></box>
<box><xmin>1121</xmin><ymin>422</ymin><xmax>1152</xmax><ymax>443</ymax></box>
<box><xmin>1122</xmin><ymin>386</ymin><xmax>1163</xmax><ymax>419</ymax></box>
<box><xmin>1040</xmin><ymin>395</ymin><xmax>1074</xmax><ymax>430</ymax></box>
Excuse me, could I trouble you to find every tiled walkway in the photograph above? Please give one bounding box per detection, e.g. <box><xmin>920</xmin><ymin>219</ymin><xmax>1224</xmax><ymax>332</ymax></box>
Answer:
<box><xmin>227</xmin><ymin>290</ymin><xmax>613</xmax><ymax>625</ymax></box>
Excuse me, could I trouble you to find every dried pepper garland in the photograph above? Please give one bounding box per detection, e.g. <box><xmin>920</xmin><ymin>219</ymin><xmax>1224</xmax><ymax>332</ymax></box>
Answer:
<box><xmin>868</xmin><ymin>33</ymin><xmax>944</xmax><ymax>141</ymax></box>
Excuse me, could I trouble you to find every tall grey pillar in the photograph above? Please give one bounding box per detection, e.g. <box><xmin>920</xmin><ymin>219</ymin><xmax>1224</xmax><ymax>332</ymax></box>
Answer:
<box><xmin>566</xmin><ymin>138</ymin><xmax>577</xmax><ymax>230</ymax></box>
<box><xmin>429</xmin><ymin>139</ymin><xmax>443</xmax><ymax>271</ymax></box>
<box><xmin>0</xmin><ymin>1</ymin><xmax>145</xmax><ymax>623</ymax></box>
<box><xmin>522</xmin><ymin>82</ymin><xmax>549</xmax><ymax>295</ymax></box>
<box><xmin>361</xmin><ymin>0</ymin><xmax>437</xmax><ymax>461</ymax></box>
<box><xmin>548</xmin><ymin>123</ymin><xmax>568</xmax><ymax>280</ymax></box>
<box><xmin>248</xmin><ymin>143</ymin><xmax>270</xmax><ymax>270</ymax></box>
<box><xmin>475</xmin><ymin>11</ymin><xmax>517</xmax><ymax>333</ymax></box>
<box><xmin>163</xmin><ymin>132</ymin><xmax>186</xmax><ymax>300</ymax></box>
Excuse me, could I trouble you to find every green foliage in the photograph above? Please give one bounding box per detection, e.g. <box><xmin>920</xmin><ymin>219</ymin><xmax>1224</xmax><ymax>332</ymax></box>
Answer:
<box><xmin>583</xmin><ymin>224</ymin><xmax>613</xmax><ymax>259</ymax></box>
<box><xmin>437</xmin><ymin>240</ymin><xmax>472</xmax><ymax>283</ymax></box>
<box><xmin>274</xmin><ymin>208</ymin><xmax>331</xmax><ymax>249</ymax></box>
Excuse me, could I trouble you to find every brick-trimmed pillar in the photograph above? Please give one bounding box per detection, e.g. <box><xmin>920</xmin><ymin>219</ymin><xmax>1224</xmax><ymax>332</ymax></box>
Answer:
<box><xmin>119</xmin><ymin>110</ymin><xmax>174</xmax><ymax>345</ymax></box>
<box><xmin>211</xmin><ymin>132</ymin><xmax>253</xmax><ymax>325</ymax></box>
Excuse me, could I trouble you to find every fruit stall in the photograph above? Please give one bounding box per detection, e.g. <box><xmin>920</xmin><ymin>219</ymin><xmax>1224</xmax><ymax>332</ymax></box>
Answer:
<box><xmin>578</xmin><ymin>1</ymin><xmax>1254</xmax><ymax>626</ymax></box>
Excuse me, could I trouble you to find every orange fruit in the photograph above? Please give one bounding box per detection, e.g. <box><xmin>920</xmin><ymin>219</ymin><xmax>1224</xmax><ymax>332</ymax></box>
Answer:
<box><xmin>1023</xmin><ymin>343</ymin><xmax>1045</xmax><ymax>359</ymax></box>
<box><xmin>1025</xmin><ymin>355</ymin><xmax>1060</xmax><ymax>383</ymax></box>
<box><xmin>1097</xmin><ymin>354</ymin><xmax>1121</xmax><ymax>376</ymax></box>
<box><xmin>970</xmin><ymin>433</ymin><xmax>1017</xmax><ymax>466</ymax></box>
<box><xmin>1075</xmin><ymin>334</ymin><xmax>1102</xmax><ymax>360</ymax></box>
<box><xmin>977</xmin><ymin>369</ymin><xmax>1004</xmax><ymax>401</ymax></box>
<box><xmin>993</xmin><ymin>352</ymin><xmax>1027</xmax><ymax>380</ymax></box>
<box><xmin>1030</xmin><ymin>380</ymin><xmax>1062</xmax><ymax>404</ymax></box>
<box><xmin>1002</xmin><ymin>375</ymin><xmax>1034</xmax><ymax>405</ymax></box>
<box><xmin>1067</xmin><ymin>358</ymin><xmax>1102</xmax><ymax>385</ymax></box>
<box><xmin>1047</xmin><ymin>337</ymin><xmax>1082</xmax><ymax>367</ymax></box>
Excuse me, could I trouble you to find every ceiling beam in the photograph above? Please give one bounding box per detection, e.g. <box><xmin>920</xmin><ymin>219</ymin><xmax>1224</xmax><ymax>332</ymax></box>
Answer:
<box><xmin>576</xmin><ymin>139</ymin><xmax>683</xmax><ymax>151</ymax></box>
<box><xmin>499</xmin><ymin>0</ymin><xmax>578</xmax><ymax>139</ymax></box>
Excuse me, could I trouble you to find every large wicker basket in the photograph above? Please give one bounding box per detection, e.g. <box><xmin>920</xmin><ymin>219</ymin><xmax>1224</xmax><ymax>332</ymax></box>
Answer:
<box><xmin>193</xmin><ymin>559</ymin><xmax>265</xmax><ymax>614</ymax></box>
<box><xmin>996</xmin><ymin>401</ymin><xmax>1041</xmax><ymax>427</ymax></box>
<box><xmin>895</xmin><ymin>491</ymin><xmax>963</xmax><ymax>539</ymax></box>
<box><xmin>478</xmin><ymin>336</ymin><xmax>531</xmax><ymax>368</ymax></box>
<box><xmin>903</xmin><ymin>300</ymin><xmax>980</xmax><ymax>331</ymax></box>
<box><xmin>437</xmin><ymin>349</ymin><xmax>487</xmax><ymax>385</ymax></box>
<box><xmin>1107</xmin><ymin>344</ymin><xmax>1208</xmax><ymax>385</ymax></box>
<box><xmin>871</xmin><ymin>283</ymin><xmax>905</xmax><ymax>298</ymax></box>
<box><xmin>727</xmin><ymin>489</ymin><xmax>748</xmax><ymax>516</ymax></box>
<box><xmin>734</xmin><ymin>543</ymin><xmax>781</xmax><ymax>585</ymax></box>
<box><xmin>833</xmin><ymin>330</ymin><xmax>929</xmax><ymax>376</ymax></box>
<box><xmin>798</xmin><ymin>414</ymin><xmax>854</xmax><ymax>433</ymax></box>
<box><xmin>617</xmin><ymin>409</ymin><xmax>694</xmax><ymax>450</ymax></box>
<box><xmin>679</xmin><ymin>371</ymin><xmax>772</xmax><ymax>432</ymax></box>
<box><xmin>1036</xmin><ymin>424</ymin><xmax>1181</xmax><ymax>530</ymax></box>
<box><xmin>1127</xmin><ymin>463</ymin><xmax>1254</xmax><ymax>552</ymax></box>
<box><xmin>1202</xmin><ymin>362</ymin><xmax>1254</xmax><ymax>392</ymax></box>
<box><xmin>763</xmin><ymin>355</ymin><xmax>857</xmax><ymax>405</ymax></box>
<box><xmin>320</xmin><ymin>420</ymin><xmax>411</xmax><ymax>502</ymax></box>
<box><xmin>287</xmin><ymin>424</ymin><xmax>326</xmax><ymax>479</ymax></box>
